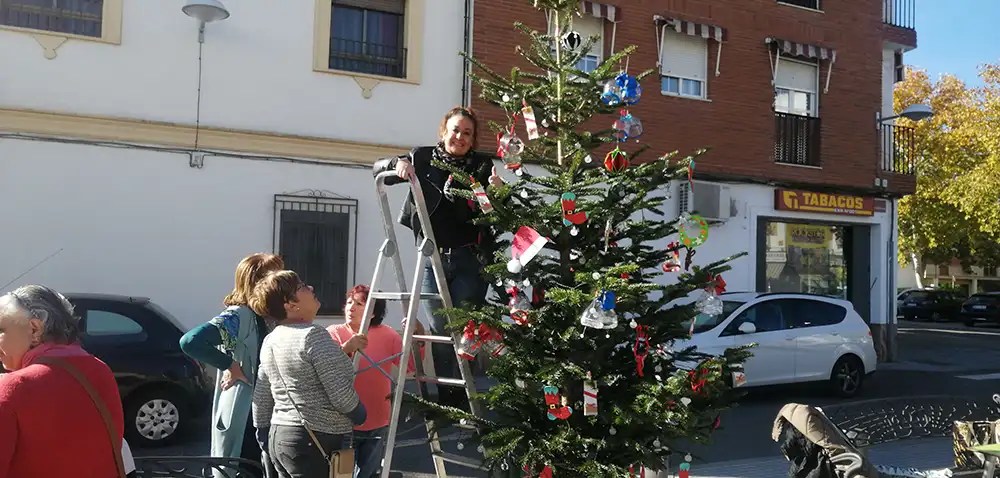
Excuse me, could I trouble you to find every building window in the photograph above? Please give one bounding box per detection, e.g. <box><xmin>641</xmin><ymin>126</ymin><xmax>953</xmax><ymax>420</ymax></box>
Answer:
<box><xmin>893</xmin><ymin>51</ymin><xmax>905</xmax><ymax>83</ymax></box>
<box><xmin>778</xmin><ymin>0</ymin><xmax>821</xmax><ymax>10</ymax></box>
<box><xmin>0</xmin><ymin>0</ymin><xmax>121</xmax><ymax>43</ymax></box>
<box><xmin>658</xmin><ymin>29</ymin><xmax>708</xmax><ymax>100</ymax></box>
<box><xmin>328</xmin><ymin>1</ymin><xmax>406</xmax><ymax>78</ymax></box>
<box><xmin>274</xmin><ymin>193</ymin><xmax>358</xmax><ymax>316</ymax></box>
<box><xmin>773</xmin><ymin>59</ymin><xmax>820</xmax><ymax>166</ymax></box>
<box><xmin>548</xmin><ymin>15</ymin><xmax>603</xmax><ymax>75</ymax></box>
<box><xmin>761</xmin><ymin>221</ymin><xmax>847</xmax><ymax>299</ymax></box>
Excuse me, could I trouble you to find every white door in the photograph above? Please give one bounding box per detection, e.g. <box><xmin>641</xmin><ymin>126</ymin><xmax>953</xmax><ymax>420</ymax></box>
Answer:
<box><xmin>782</xmin><ymin>299</ymin><xmax>848</xmax><ymax>381</ymax></box>
<box><xmin>716</xmin><ymin>299</ymin><xmax>796</xmax><ymax>386</ymax></box>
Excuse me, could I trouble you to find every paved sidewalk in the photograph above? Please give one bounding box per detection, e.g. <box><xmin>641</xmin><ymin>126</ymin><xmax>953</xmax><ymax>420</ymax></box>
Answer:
<box><xmin>691</xmin><ymin>437</ymin><xmax>954</xmax><ymax>478</ymax></box>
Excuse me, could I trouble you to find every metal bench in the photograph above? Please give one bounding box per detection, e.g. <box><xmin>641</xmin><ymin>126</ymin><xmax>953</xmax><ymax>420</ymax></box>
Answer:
<box><xmin>134</xmin><ymin>456</ymin><xmax>264</xmax><ymax>477</ymax></box>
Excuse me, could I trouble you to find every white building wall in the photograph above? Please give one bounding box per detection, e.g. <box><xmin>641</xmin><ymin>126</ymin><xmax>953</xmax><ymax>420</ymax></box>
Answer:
<box><xmin>653</xmin><ymin>182</ymin><xmax>895</xmax><ymax>327</ymax></box>
<box><xmin>0</xmin><ymin>0</ymin><xmax>465</xmax><ymax>146</ymax></box>
<box><xmin>0</xmin><ymin>137</ymin><xmax>423</xmax><ymax>330</ymax></box>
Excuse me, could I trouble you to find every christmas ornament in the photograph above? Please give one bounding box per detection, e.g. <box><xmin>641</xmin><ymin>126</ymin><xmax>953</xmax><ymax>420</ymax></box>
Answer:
<box><xmin>732</xmin><ymin>368</ymin><xmax>747</xmax><ymax>387</ymax></box>
<box><xmin>521</xmin><ymin>102</ymin><xmax>540</xmax><ymax>140</ymax></box>
<box><xmin>612</xmin><ymin>109</ymin><xmax>644</xmax><ymax>141</ymax></box>
<box><xmin>509</xmin><ymin>226</ymin><xmax>548</xmax><ymax>272</ymax></box>
<box><xmin>507</xmin><ymin>286</ymin><xmax>532</xmax><ymax>325</ymax></box>
<box><xmin>604</xmin><ymin>147</ymin><xmax>629</xmax><ymax>173</ymax></box>
<box><xmin>543</xmin><ymin>385</ymin><xmax>572</xmax><ymax>420</ymax></box>
<box><xmin>629</xmin><ymin>465</ymin><xmax>646</xmax><ymax>478</ymax></box>
<box><xmin>634</xmin><ymin>325</ymin><xmax>649</xmax><ymax>376</ymax></box>
<box><xmin>560</xmin><ymin>192</ymin><xmax>588</xmax><ymax>226</ymax></box>
<box><xmin>524</xmin><ymin>464</ymin><xmax>553</xmax><ymax>478</ymax></box>
<box><xmin>469</xmin><ymin>177</ymin><xmax>494</xmax><ymax>214</ymax></box>
<box><xmin>679</xmin><ymin>461</ymin><xmax>691</xmax><ymax>478</ymax></box>
<box><xmin>497</xmin><ymin>131</ymin><xmax>524</xmax><ymax>170</ymax></box>
<box><xmin>662</xmin><ymin>241</ymin><xmax>682</xmax><ymax>272</ymax></box>
<box><xmin>456</xmin><ymin>320</ymin><xmax>481</xmax><ymax>360</ymax></box>
<box><xmin>678</xmin><ymin>214</ymin><xmax>709</xmax><ymax>247</ymax></box>
<box><xmin>695</xmin><ymin>274</ymin><xmax>727</xmax><ymax>317</ymax></box>
<box><xmin>600</xmin><ymin>79</ymin><xmax>622</xmax><ymax>105</ymax></box>
<box><xmin>561</xmin><ymin>30</ymin><xmax>582</xmax><ymax>51</ymax></box>
<box><xmin>579</xmin><ymin>290</ymin><xmax>617</xmax><ymax>329</ymax></box>
<box><xmin>479</xmin><ymin>325</ymin><xmax>506</xmax><ymax>357</ymax></box>
<box><xmin>616</xmin><ymin>72</ymin><xmax>642</xmax><ymax>105</ymax></box>
<box><xmin>583</xmin><ymin>374</ymin><xmax>598</xmax><ymax>416</ymax></box>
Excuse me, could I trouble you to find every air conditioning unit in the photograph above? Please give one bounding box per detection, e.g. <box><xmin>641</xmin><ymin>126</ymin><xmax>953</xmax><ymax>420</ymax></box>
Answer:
<box><xmin>677</xmin><ymin>180</ymin><xmax>733</xmax><ymax>221</ymax></box>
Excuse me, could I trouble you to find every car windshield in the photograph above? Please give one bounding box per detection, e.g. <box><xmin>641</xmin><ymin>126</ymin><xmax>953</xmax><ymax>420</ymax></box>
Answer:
<box><xmin>683</xmin><ymin>300</ymin><xmax>746</xmax><ymax>334</ymax></box>
<box><xmin>905</xmin><ymin>291</ymin><xmax>930</xmax><ymax>301</ymax></box>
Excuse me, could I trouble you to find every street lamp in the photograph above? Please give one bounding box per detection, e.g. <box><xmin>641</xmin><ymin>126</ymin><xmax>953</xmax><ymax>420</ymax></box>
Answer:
<box><xmin>876</xmin><ymin>103</ymin><xmax>934</xmax><ymax>128</ymax></box>
<box><xmin>182</xmin><ymin>0</ymin><xmax>230</xmax><ymax>43</ymax></box>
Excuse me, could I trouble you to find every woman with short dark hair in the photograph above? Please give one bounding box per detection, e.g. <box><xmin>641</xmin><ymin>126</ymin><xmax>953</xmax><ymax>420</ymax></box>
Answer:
<box><xmin>250</xmin><ymin>271</ymin><xmax>367</xmax><ymax>478</ymax></box>
<box><xmin>0</xmin><ymin>285</ymin><xmax>126</xmax><ymax>477</ymax></box>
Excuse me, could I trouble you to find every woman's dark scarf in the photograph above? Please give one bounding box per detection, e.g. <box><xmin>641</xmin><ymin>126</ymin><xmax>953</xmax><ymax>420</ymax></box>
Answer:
<box><xmin>435</xmin><ymin>141</ymin><xmax>476</xmax><ymax>199</ymax></box>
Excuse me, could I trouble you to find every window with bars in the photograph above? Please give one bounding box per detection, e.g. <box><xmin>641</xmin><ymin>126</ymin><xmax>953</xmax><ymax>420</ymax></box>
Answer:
<box><xmin>0</xmin><ymin>0</ymin><xmax>106</xmax><ymax>38</ymax></box>
<box><xmin>273</xmin><ymin>193</ymin><xmax>358</xmax><ymax>316</ymax></box>
<box><xmin>329</xmin><ymin>0</ymin><xmax>407</xmax><ymax>78</ymax></box>
<box><xmin>773</xmin><ymin>59</ymin><xmax>821</xmax><ymax>166</ymax></box>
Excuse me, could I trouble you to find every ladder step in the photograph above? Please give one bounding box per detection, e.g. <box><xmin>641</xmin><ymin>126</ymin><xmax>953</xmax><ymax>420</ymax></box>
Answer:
<box><xmin>412</xmin><ymin>334</ymin><xmax>453</xmax><ymax>344</ymax></box>
<box><xmin>394</xmin><ymin>434</ymin><xmax>462</xmax><ymax>448</ymax></box>
<box><xmin>370</xmin><ymin>291</ymin><xmax>442</xmax><ymax>301</ymax></box>
<box><xmin>434</xmin><ymin>451</ymin><xmax>487</xmax><ymax>470</ymax></box>
<box><xmin>416</xmin><ymin>376</ymin><xmax>467</xmax><ymax>387</ymax></box>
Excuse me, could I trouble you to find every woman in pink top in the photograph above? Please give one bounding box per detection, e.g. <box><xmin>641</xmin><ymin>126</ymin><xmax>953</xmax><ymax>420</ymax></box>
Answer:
<box><xmin>329</xmin><ymin>285</ymin><xmax>423</xmax><ymax>478</ymax></box>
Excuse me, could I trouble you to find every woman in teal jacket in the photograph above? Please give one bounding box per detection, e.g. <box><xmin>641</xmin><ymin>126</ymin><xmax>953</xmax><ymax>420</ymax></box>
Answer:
<box><xmin>180</xmin><ymin>253</ymin><xmax>284</xmax><ymax>478</ymax></box>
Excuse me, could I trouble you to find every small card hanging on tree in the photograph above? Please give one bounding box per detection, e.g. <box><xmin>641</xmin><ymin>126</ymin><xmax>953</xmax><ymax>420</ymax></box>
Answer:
<box><xmin>583</xmin><ymin>372</ymin><xmax>598</xmax><ymax>416</ymax></box>
<box><xmin>521</xmin><ymin>101</ymin><xmax>540</xmax><ymax>140</ymax></box>
<box><xmin>469</xmin><ymin>176</ymin><xmax>494</xmax><ymax>214</ymax></box>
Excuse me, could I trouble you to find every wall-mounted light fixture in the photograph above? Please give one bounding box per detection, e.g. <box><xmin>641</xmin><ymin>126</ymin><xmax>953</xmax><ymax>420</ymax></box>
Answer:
<box><xmin>182</xmin><ymin>0</ymin><xmax>230</xmax><ymax>43</ymax></box>
<box><xmin>876</xmin><ymin>103</ymin><xmax>934</xmax><ymax>129</ymax></box>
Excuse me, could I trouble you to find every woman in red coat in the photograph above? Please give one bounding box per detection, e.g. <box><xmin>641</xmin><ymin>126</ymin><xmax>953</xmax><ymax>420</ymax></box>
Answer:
<box><xmin>0</xmin><ymin>285</ymin><xmax>126</xmax><ymax>478</ymax></box>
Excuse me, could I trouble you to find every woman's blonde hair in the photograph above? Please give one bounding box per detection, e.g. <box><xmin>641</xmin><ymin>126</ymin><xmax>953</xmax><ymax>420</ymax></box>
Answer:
<box><xmin>224</xmin><ymin>253</ymin><xmax>285</xmax><ymax>307</ymax></box>
<box><xmin>248</xmin><ymin>270</ymin><xmax>302</xmax><ymax>321</ymax></box>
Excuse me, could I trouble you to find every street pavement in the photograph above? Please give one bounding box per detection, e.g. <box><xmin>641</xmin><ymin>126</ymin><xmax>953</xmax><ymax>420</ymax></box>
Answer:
<box><xmin>133</xmin><ymin>319</ymin><xmax>1000</xmax><ymax>477</ymax></box>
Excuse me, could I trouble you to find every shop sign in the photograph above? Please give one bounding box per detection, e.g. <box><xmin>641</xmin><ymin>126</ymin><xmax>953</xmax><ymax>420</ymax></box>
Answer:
<box><xmin>786</xmin><ymin>224</ymin><xmax>831</xmax><ymax>249</ymax></box>
<box><xmin>774</xmin><ymin>189</ymin><xmax>874</xmax><ymax>216</ymax></box>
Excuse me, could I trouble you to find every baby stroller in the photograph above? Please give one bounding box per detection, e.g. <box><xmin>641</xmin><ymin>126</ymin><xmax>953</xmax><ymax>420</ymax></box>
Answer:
<box><xmin>772</xmin><ymin>403</ymin><xmax>957</xmax><ymax>478</ymax></box>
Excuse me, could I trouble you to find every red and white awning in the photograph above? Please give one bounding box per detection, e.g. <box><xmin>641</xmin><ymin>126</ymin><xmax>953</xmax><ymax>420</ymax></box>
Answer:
<box><xmin>580</xmin><ymin>0</ymin><xmax>618</xmax><ymax>22</ymax></box>
<box><xmin>766</xmin><ymin>37</ymin><xmax>836</xmax><ymax>61</ymax></box>
<box><xmin>659</xmin><ymin>17</ymin><xmax>724</xmax><ymax>42</ymax></box>
<box><xmin>765</xmin><ymin>37</ymin><xmax>838</xmax><ymax>94</ymax></box>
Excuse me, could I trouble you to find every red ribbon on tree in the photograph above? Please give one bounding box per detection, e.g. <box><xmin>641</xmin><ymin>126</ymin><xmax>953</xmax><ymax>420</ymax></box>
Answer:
<box><xmin>708</xmin><ymin>274</ymin><xmax>727</xmax><ymax>295</ymax></box>
<box><xmin>634</xmin><ymin>325</ymin><xmax>650</xmax><ymax>377</ymax></box>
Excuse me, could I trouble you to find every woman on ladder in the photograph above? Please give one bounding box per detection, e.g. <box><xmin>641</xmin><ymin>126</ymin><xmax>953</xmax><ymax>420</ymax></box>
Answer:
<box><xmin>372</xmin><ymin>106</ymin><xmax>502</xmax><ymax>410</ymax></box>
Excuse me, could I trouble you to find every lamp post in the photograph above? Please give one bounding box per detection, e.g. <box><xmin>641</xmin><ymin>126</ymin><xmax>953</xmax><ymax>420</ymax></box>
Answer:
<box><xmin>182</xmin><ymin>0</ymin><xmax>231</xmax><ymax>43</ymax></box>
<box><xmin>876</xmin><ymin>103</ymin><xmax>934</xmax><ymax>129</ymax></box>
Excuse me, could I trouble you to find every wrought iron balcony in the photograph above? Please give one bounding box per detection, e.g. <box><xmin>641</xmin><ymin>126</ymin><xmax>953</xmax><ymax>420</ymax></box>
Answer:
<box><xmin>883</xmin><ymin>0</ymin><xmax>915</xmax><ymax>29</ymax></box>
<box><xmin>774</xmin><ymin>112</ymin><xmax>822</xmax><ymax>167</ymax></box>
<box><xmin>329</xmin><ymin>38</ymin><xmax>407</xmax><ymax>79</ymax></box>
<box><xmin>880</xmin><ymin>123</ymin><xmax>916</xmax><ymax>175</ymax></box>
<box><xmin>0</xmin><ymin>0</ymin><xmax>102</xmax><ymax>38</ymax></box>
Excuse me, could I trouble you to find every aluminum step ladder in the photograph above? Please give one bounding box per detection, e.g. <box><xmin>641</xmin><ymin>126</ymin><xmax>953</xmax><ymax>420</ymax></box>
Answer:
<box><xmin>351</xmin><ymin>169</ymin><xmax>486</xmax><ymax>478</ymax></box>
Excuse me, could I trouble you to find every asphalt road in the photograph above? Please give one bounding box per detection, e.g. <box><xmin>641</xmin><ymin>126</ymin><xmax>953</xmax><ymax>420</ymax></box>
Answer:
<box><xmin>133</xmin><ymin>319</ymin><xmax>1000</xmax><ymax>476</ymax></box>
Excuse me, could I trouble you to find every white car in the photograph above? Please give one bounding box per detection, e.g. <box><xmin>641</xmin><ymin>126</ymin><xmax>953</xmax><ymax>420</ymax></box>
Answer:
<box><xmin>670</xmin><ymin>292</ymin><xmax>877</xmax><ymax>397</ymax></box>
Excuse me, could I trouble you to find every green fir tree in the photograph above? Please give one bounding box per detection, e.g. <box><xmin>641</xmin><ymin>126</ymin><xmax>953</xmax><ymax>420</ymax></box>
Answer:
<box><xmin>406</xmin><ymin>0</ymin><xmax>753</xmax><ymax>475</ymax></box>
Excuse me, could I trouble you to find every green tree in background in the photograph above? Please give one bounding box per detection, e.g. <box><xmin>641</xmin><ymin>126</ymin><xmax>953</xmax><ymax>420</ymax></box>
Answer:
<box><xmin>406</xmin><ymin>0</ymin><xmax>751</xmax><ymax>475</ymax></box>
<box><xmin>895</xmin><ymin>65</ymin><xmax>1000</xmax><ymax>282</ymax></box>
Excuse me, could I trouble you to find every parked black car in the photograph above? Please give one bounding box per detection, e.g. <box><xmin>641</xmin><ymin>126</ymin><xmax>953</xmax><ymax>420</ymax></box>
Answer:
<box><xmin>898</xmin><ymin>289</ymin><xmax>966</xmax><ymax>321</ymax></box>
<box><xmin>63</xmin><ymin>293</ymin><xmax>212</xmax><ymax>447</ymax></box>
<box><xmin>961</xmin><ymin>292</ymin><xmax>1000</xmax><ymax>327</ymax></box>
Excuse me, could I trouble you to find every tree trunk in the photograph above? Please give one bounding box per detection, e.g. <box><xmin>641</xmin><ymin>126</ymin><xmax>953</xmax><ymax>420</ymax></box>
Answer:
<box><xmin>910</xmin><ymin>251</ymin><xmax>924</xmax><ymax>289</ymax></box>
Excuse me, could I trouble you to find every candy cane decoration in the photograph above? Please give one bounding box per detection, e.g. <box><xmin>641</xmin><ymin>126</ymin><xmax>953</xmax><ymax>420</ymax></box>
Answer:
<box><xmin>470</xmin><ymin>176</ymin><xmax>494</xmax><ymax>214</ymax></box>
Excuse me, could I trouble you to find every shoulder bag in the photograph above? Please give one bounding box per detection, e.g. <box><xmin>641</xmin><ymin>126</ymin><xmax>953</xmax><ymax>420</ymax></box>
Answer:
<box><xmin>37</xmin><ymin>356</ymin><xmax>127</xmax><ymax>478</ymax></box>
<box><xmin>268</xmin><ymin>348</ymin><xmax>355</xmax><ymax>478</ymax></box>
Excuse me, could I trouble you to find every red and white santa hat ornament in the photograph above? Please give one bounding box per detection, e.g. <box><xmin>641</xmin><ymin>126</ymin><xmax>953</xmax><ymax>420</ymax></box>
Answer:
<box><xmin>507</xmin><ymin>226</ymin><xmax>549</xmax><ymax>274</ymax></box>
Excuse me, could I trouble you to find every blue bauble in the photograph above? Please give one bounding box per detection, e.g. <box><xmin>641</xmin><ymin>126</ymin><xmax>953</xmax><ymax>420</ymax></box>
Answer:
<box><xmin>622</xmin><ymin>84</ymin><xmax>642</xmax><ymax>105</ymax></box>
<box><xmin>600</xmin><ymin>79</ymin><xmax>621</xmax><ymax>105</ymax></box>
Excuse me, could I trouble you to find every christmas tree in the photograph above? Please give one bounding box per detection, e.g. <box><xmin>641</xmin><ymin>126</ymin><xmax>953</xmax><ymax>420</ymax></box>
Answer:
<box><xmin>407</xmin><ymin>0</ymin><xmax>752</xmax><ymax>475</ymax></box>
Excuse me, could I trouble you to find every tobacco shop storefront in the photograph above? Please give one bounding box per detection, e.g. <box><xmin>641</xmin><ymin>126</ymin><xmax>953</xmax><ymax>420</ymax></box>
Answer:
<box><xmin>755</xmin><ymin>189</ymin><xmax>888</xmax><ymax>324</ymax></box>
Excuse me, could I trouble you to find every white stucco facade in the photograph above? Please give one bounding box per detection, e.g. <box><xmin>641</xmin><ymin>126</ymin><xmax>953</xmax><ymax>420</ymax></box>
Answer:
<box><xmin>0</xmin><ymin>0</ymin><xmax>469</xmax><ymax>330</ymax></box>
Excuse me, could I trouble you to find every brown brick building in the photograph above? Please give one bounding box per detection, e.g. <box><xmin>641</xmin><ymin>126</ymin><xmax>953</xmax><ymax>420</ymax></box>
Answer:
<box><xmin>469</xmin><ymin>0</ymin><xmax>920</xmax><ymax>359</ymax></box>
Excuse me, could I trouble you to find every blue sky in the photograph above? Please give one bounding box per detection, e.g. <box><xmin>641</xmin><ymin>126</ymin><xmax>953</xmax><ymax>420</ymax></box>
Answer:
<box><xmin>905</xmin><ymin>0</ymin><xmax>1000</xmax><ymax>87</ymax></box>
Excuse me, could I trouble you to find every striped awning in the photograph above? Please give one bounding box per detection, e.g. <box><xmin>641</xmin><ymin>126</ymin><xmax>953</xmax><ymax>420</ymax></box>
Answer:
<box><xmin>660</xmin><ymin>17</ymin><xmax>724</xmax><ymax>42</ymax></box>
<box><xmin>580</xmin><ymin>0</ymin><xmax>618</xmax><ymax>22</ymax></box>
<box><xmin>766</xmin><ymin>37</ymin><xmax>836</xmax><ymax>61</ymax></box>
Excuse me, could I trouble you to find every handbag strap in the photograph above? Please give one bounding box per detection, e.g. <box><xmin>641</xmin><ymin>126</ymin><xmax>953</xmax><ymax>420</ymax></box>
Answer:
<box><xmin>36</xmin><ymin>356</ymin><xmax>126</xmax><ymax>478</ymax></box>
<box><xmin>268</xmin><ymin>347</ymin><xmax>353</xmax><ymax>458</ymax></box>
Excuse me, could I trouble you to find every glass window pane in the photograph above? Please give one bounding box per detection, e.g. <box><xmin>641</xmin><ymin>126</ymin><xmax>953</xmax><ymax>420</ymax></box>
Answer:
<box><xmin>682</xmin><ymin>79</ymin><xmax>702</xmax><ymax>97</ymax></box>
<box><xmin>764</xmin><ymin>221</ymin><xmax>848</xmax><ymax>299</ymax></box>
<box><xmin>661</xmin><ymin>76</ymin><xmax>680</xmax><ymax>93</ymax></box>
<box><xmin>774</xmin><ymin>89</ymin><xmax>790</xmax><ymax>112</ymax></box>
<box><xmin>86</xmin><ymin>310</ymin><xmax>144</xmax><ymax>336</ymax></box>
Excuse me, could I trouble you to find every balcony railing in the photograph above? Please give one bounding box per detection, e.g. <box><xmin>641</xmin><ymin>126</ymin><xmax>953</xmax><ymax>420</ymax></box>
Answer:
<box><xmin>880</xmin><ymin>123</ymin><xmax>916</xmax><ymax>175</ymax></box>
<box><xmin>329</xmin><ymin>38</ymin><xmax>407</xmax><ymax>79</ymax></box>
<box><xmin>0</xmin><ymin>0</ymin><xmax>103</xmax><ymax>38</ymax></box>
<box><xmin>774</xmin><ymin>112</ymin><xmax>822</xmax><ymax>167</ymax></box>
<box><xmin>882</xmin><ymin>0</ymin><xmax>915</xmax><ymax>29</ymax></box>
<box><xmin>778</xmin><ymin>0</ymin><xmax>821</xmax><ymax>10</ymax></box>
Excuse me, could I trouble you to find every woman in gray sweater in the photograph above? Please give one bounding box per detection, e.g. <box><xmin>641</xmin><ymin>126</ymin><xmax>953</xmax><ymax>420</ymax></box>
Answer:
<box><xmin>250</xmin><ymin>270</ymin><xmax>369</xmax><ymax>478</ymax></box>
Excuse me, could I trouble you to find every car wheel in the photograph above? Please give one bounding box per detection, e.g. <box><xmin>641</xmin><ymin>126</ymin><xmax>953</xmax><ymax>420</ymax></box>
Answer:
<box><xmin>124</xmin><ymin>388</ymin><xmax>188</xmax><ymax>448</ymax></box>
<box><xmin>830</xmin><ymin>355</ymin><xmax>864</xmax><ymax>398</ymax></box>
